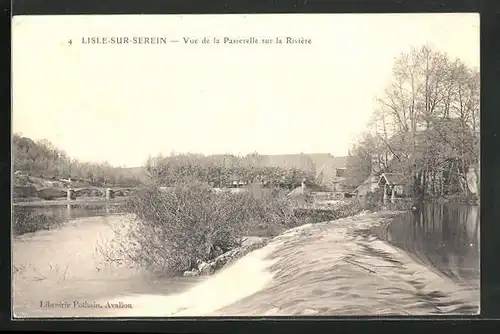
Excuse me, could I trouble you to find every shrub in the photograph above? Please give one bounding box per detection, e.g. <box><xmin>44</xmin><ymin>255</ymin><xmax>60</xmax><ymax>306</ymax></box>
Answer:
<box><xmin>385</xmin><ymin>199</ymin><xmax>413</xmax><ymax>211</ymax></box>
<box><xmin>12</xmin><ymin>208</ymin><xmax>64</xmax><ymax>235</ymax></box>
<box><xmin>98</xmin><ymin>182</ymin><xmax>376</xmax><ymax>276</ymax></box>
<box><xmin>100</xmin><ymin>182</ymin><xmax>302</xmax><ymax>276</ymax></box>
<box><xmin>362</xmin><ymin>189</ymin><xmax>384</xmax><ymax>211</ymax></box>
<box><xmin>331</xmin><ymin>199</ymin><xmax>365</xmax><ymax>218</ymax></box>
<box><xmin>436</xmin><ymin>192</ymin><xmax>479</xmax><ymax>204</ymax></box>
<box><xmin>295</xmin><ymin>199</ymin><xmax>364</xmax><ymax>224</ymax></box>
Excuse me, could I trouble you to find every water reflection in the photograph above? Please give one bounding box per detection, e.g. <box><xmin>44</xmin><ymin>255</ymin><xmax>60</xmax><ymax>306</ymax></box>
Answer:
<box><xmin>13</xmin><ymin>202</ymin><xmax>127</xmax><ymax>224</ymax></box>
<box><xmin>381</xmin><ymin>204</ymin><xmax>479</xmax><ymax>288</ymax></box>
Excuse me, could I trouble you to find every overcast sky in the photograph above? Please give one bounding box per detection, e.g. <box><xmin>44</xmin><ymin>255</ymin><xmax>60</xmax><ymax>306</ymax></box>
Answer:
<box><xmin>12</xmin><ymin>14</ymin><xmax>479</xmax><ymax>167</ymax></box>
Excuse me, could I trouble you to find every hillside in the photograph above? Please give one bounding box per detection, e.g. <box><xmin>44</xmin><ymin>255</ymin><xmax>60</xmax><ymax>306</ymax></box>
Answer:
<box><xmin>12</xmin><ymin>134</ymin><xmax>143</xmax><ymax>187</ymax></box>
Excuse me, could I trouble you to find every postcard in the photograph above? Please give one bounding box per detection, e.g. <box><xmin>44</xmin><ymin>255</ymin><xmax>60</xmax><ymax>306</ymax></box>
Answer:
<box><xmin>11</xmin><ymin>13</ymin><xmax>480</xmax><ymax>318</ymax></box>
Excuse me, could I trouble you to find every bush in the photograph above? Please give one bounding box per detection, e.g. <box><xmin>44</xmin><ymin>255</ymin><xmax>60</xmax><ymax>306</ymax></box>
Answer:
<box><xmin>98</xmin><ymin>182</ymin><xmax>376</xmax><ymax>276</ymax></box>
<box><xmin>12</xmin><ymin>208</ymin><xmax>64</xmax><ymax>235</ymax></box>
<box><xmin>295</xmin><ymin>199</ymin><xmax>364</xmax><ymax>224</ymax></box>
<box><xmin>100</xmin><ymin>182</ymin><xmax>302</xmax><ymax>276</ymax></box>
<box><xmin>436</xmin><ymin>192</ymin><xmax>479</xmax><ymax>204</ymax></box>
<box><xmin>362</xmin><ymin>189</ymin><xmax>384</xmax><ymax>211</ymax></box>
<box><xmin>331</xmin><ymin>200</ymin><xmax>365</xmax><ymax>218</ymax></box>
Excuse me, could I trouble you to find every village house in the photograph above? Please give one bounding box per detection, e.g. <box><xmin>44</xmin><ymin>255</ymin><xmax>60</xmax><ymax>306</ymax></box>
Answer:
<box><xmin>378</xmin><ymin>173</ymin><xmax>409</xmax><ymax>200</ymax></box>
<box><xmin>354</xmin><ymin>172</ymin><xmax>408</xmax><ymax>202</ymax></box>
<box><xmin>353</xmin><ymin>154</ymin><xmax>408</xmax><ymax>201</ymax></box>
<box><xmin>353</xmin><ymin>155</ymin><xmax>382</xmax><ymax>199</ymax></box>
<box><xmin>257</xmin><ymin>153</ymin><xmax>350</xmax><ymax>194</ymax></box>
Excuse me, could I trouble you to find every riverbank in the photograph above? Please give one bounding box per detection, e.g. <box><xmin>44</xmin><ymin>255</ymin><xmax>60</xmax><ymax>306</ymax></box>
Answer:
<box><xmin>12</xmin><ymin>199</ymin><xmax>129</xmax><ymax>236</ymax></box>
<box><xmin>96</xmin><ymin>210</ymin><xmax>478</xmax><ymax>317</ymax></box>
<box><xmin>13</xmin><ymin>197</ymin><xmax>130</xmax><ymax>207</ymax></box>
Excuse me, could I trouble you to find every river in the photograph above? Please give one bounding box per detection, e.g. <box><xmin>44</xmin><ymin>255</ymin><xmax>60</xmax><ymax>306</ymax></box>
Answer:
<box><xmin>12</xmin><ymin>203</ymin><xmax>206</xmax><ymax>317</ymax></box>
<box><xmin>12</xmin><ymin>202</ymin><xmax>479</xmax><ymax>317</ymax></box>
<box><xmin>378</xmin><ymin>203</ymin><xmax>479</xmax><ymax>290</ymax></box>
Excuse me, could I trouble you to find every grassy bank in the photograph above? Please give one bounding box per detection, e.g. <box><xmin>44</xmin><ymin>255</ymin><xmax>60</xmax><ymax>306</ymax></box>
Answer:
<box><xmin>12</xmin><ymin>209</ymin><xmax>65</xmax><ymax>236</ymax></box>
<box><xmin>13</xmin><ymin>197</ymin><xmax>130</xmax><ymax>207</ymax></box>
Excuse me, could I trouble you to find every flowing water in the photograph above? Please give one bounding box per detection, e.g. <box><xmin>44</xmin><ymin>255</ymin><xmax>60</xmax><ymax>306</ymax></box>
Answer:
<box><xmin>12</xmin><ymin>203</ymin><xmax>479</xmax><ymax>317</ymax></box>
<box><xmin>213</xmin><ymin>207</ymin><xmax>479</xmax><ymax>316</ymax></box>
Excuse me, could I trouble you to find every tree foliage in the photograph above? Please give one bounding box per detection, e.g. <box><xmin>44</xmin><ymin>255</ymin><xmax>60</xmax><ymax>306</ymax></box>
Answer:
<box><xmin>348</xmin><ymin>45</ymin><xmax>479</xmax><ymax>200</ymax></box>
<box><xmin>12</xmin><ymin>134</ymin><xmax>142</xmax><ymax>187</ymax></box>
<box><xmin>145</xmin><ymin>153</ymin><xmax>316</xmax><ymax>189</ymax></box>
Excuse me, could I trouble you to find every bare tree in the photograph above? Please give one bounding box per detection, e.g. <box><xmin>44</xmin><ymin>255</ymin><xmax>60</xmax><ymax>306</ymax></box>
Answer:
<box><xmin>349</xmin><ymin>45</ymin><xmax>479</xmax><ymax>200</ymax></box>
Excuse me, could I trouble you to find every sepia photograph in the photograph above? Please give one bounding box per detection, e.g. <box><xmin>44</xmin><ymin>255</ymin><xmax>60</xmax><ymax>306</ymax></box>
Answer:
<box><xmin>11</xmin><ymin>13</ymin><xmax>479</xmax><ymax>317</ymax></box>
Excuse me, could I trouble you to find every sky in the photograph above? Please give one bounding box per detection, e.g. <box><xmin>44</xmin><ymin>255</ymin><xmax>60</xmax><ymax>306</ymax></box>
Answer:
<box><xmin>12</xmin><ymin>14</ymin><xmax>479</xmax><ymax>167</ymax></box>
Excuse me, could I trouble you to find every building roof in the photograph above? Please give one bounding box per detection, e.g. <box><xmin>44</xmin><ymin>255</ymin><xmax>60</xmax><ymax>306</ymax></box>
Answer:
<box><xmin>287</xmin><ymin>186</ymin><xmax>308</xmax><ymax>198</ymax></box>
<box><xmin>258</xmin><ymin>153</ymin><xmax>348</xmax><ymax>184</ymax></box>
<box><xmin>379</xmin><ymin>173</ymin><xmax>407</xmax><ymax>185</ymax></box>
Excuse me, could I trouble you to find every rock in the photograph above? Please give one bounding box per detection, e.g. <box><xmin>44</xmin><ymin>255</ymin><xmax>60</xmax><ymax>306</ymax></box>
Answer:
<box><xmin>198</xmin><ymin>261</ymin><xmax>215</xmax><ymax>276</ymax></box>
<box><xmin>210</xmin><ymin>236</ymin><xmax>269</xmax><ymax>272</ymax></box>
<box><xmin>183</xmin><ymin>269</ymin><xmax>200</xmax><ymax>277</ymax></box>
<box><xmin>209</xmin><ymin>254</ymin><xmax>230</xmax><ymax>272</ymax></box>
<box><xmin>187</xmin><ymin>237</ymin><xmax>269</xmax><ymax>278</ymax></box>
<box><xmin>240</xmin><ymin>236</ymin><xmax>267</xmax><ymax>248</ymax></box>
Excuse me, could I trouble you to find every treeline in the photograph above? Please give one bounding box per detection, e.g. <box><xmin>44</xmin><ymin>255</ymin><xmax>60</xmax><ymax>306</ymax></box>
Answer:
<box><xmin>145</xmin><ymin>153</ymin><xmax>317</xmax><ymax>189</ymax></box>
<box><xmin>12</xmin><ymin>134</ymin><xmax>143</xmax><ymax>187</ymax></box>
<box><xmin>345</xmin><ymin>45</ymin><xmax>480</xmax><ymax>200</ymax></box>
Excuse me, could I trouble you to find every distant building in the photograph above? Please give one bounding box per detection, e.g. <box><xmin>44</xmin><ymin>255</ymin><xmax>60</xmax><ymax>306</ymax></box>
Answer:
<box><xmin>257</xmin><ymin>153</ymin><xmax>349</xmax><ymax>191</ymax></box>
<box><xmin>331</xmin><ymin>166</ymin><xmax>349</xmax><ymax>193</ymax></box>
<box><xmin>354</xmin><ymin>172</ymin><xmax>409</xmax><ymax>202</ymax></box>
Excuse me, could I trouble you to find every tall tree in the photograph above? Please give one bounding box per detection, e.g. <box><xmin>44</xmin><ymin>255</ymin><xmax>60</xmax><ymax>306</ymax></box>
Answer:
<box><xmin>347</xmin><ymin>45</ymin><xmax>479</xmax><ymax>200</ymax></box>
